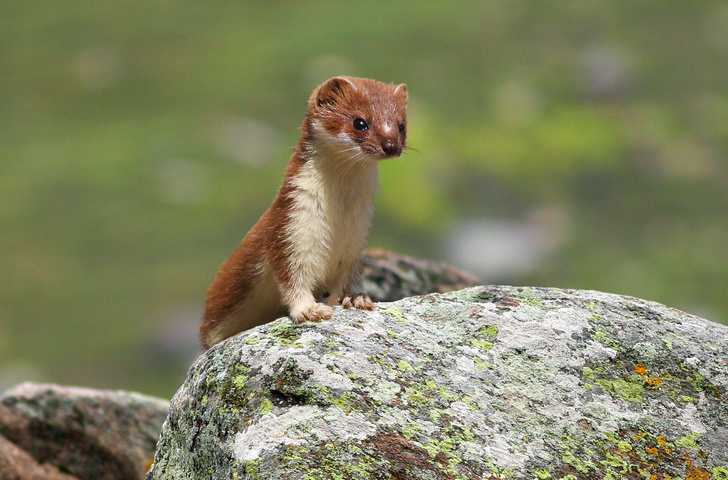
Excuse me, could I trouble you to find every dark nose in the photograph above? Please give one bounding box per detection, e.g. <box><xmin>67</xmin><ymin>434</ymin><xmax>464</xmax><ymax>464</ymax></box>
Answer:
<box><xmin>382</xmin><ymin>141</ymin><xmax>399</xmax><ymax>157</ymax></box>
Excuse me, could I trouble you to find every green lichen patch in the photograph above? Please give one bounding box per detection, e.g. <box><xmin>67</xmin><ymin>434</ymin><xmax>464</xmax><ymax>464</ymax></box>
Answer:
<box><xmin>675</xmin><ymin>432</ymin><xmax>700</xmax><ymax>450</ymax></box>
<box><xmin>714</xmin><ymin>467</ymin><xmax>728</xmax><ymax>480</ymax></box>
<box><xmin>473</xmin><ymin>356</ymin><xmax>494</xmax><ymax>371</ymax></box>
<box><xmin>470</xmin><ymin>324</ymin><xmax>499</xmax><ymax>353</ymax></box>
<box><xmin>591</xmin><ymin>329</ymin><xmax>619</xmax><ymax>350</ymax></box>
<box><xmin>199</xmin><ymin>361</ymin><xmax>255</xmax><ymax>414</ymax></box>
<box><xmin>276</xmin><ymin>438</ymin><xmax>385</xmax><ymax>480</ymax></box>
<box><xmin>237</xmin><ymin>459</ymin><xmax>261</xmax><ymax>479</ymax></box>
<box><xmin>594</xmin><ymin>376</ymin><xmax>645</xmax><ymax>403</ymax></box>
<box><xmin>265</xmin><ymin>320</ymin><xmax>305</xmax><ymax>344</ymax></box>
<box><xmin>503</xmin><ymin>353</ymin><xmax>559</xmax><ymax>402</ymax></box>
<box><xmin>398</xmin><ymin>378</ymin><xmax>460</xmax><ymax>413</ymax></box>
<box><xmin>324</xmin><ymin>338</ymin><xmax>344</xmax><ymax>356</ymax></box>
<box><xmin>397</xmin><ymin>359</ymin><xmax>415</xmax><ymax>373</ymax></box>
<box><xmin>266</xmin><ymin>357</ymin><xmax>328</xmax><ymax>408</ymax></box>
<box><xmin>258</xmin><ymin>398</ymin><xmax>273</xmax><ymax>415</ymax></box>
<box><xmin>378</xmin><ymin>306</ymin><xmax>407</xmax><ymax>324</ymax></box>
<box><xmin>471</xmin><ymin>339</ymin><xmax>494</xmax><ymax>352</ymax></box>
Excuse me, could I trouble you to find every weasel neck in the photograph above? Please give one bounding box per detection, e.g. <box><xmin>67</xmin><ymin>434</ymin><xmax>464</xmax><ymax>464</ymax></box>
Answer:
<box><xmin>291</xmin><ymin>137</ymin><xmax>380</xmax><ymax>201</ymax></box>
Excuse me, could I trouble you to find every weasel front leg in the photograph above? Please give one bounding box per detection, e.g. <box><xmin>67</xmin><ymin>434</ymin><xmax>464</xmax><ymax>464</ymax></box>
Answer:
<box><xmin>282</xmin><ymin>281</ymin><xmax>335</xmax><ymax>324</ymax></box>
<box><xmin>340</xmin><ymin>258</ymin><xmax>375</xmax><ymax>311</ymax></box>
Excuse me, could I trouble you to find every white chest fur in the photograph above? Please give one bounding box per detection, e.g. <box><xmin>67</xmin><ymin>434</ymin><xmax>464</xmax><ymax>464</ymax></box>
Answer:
<box><xmin>285</xmin><ymin>152</ymin><xmax>378</xmax><ymax>296</ymax></box>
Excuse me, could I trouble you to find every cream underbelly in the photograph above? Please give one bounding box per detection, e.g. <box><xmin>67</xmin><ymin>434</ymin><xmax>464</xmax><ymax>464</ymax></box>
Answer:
<box><xmin>285</xmin><ymin>159</ymin><xmax>377</xmax><ymax>299</ymax></box>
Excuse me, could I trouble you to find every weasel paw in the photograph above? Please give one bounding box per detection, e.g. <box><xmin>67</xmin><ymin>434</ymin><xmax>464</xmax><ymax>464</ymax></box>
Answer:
<box><xmin>291</xmin><ymin>303</ymin><xmax>335</xmax><ymax>323</ymax></box>
<box><xmin>341</xmin><ymin>293</ymin><xmax>374</xmax><ymax>311</ymax></box>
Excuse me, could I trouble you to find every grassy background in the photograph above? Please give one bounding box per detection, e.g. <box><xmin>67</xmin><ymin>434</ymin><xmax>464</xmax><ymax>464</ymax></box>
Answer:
<box><xmin>2</xmin><ymin>1</ymin><xmax>727</xmax><ymax>398</ymax></box>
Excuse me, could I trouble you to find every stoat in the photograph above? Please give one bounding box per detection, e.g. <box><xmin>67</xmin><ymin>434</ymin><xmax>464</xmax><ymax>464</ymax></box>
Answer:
<box><xmin>200</xmin><ymin>76</ymin><xmax>408</xmax><ymax>349</ymax></box>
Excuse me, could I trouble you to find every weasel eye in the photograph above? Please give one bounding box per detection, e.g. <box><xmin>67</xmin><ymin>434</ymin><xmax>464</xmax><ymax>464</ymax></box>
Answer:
<box><xmin>353</xmin><ymin>118</ymin><xmax>368</xmax><ymax>131</ymax></box>
<box><xmin>398</xmin><ymin>123</ymin><xmax>406</xmax><ymax>135</ymax></box>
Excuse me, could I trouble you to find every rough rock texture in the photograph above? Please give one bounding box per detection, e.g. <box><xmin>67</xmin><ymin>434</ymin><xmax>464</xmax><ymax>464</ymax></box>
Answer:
<box><xmin>362</xmin><ymin>248</ymin><xmax>481</xmax><ymax>302</ymax></box>
<box><xmin>147</xmin><ymin>285</ymin><xmax>728</xmax><ymax>479</ymax></box>
<box><xmin>0</xmin><ymin>383</ymin><xmax>169</xmax><ymax>480</ymax></box>
<box><xmin>0</xmin><ymin>433</ymin><xmax>78</xmax><ymax>480</ymax></box>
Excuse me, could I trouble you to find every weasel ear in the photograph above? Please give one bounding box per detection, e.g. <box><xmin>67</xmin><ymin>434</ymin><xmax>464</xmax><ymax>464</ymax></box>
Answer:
<box><xmin>394</xmin><ymin>83</ymin><xmax>408</xmax><ymax>104</ymax></box>
<box><xmin>314</xmin><ymin>77</ymin><xmax>358</xmax><ymax>107</ymax></box>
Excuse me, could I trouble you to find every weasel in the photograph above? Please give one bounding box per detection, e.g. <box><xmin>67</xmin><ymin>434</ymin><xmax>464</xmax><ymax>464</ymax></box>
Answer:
<box><xmin>200</xmin><ymin>76</ymin><xmax>408</xmax><ymax>349</ymax></box>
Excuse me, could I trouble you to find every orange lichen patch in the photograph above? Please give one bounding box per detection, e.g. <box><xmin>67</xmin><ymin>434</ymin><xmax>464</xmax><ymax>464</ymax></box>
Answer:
<box><xmin>633</xmin><ymin>431</ymin><xmax>645</xmax><ymax>441</ymax></box>
<box><xmin>657</xmin><ymin>436</ymin><xmax>667</xmax><ymax>446</ymax></box>
<box><xmin>685</xmin><ymin>459</ymin><xmax>710</xmax><ymax>480</ymax></box>
<box><xmin>647</xmin><ymin>377</ymin><xmax>662</xmax><ymax>386</ymax></box>
<box><xmin>634</xmin><ymin>364</ymin><xmax>648</xmax><ymax>375</ymax></box>
<box><xmin>646</xmin><ymin>447</ymin><xmax>659</xmax><ymax>455</ymax></box>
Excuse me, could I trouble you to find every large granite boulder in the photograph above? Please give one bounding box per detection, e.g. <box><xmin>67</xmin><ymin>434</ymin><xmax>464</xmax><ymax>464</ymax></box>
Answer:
<box><xmin>0</xmin><ymin>383</ymin><xmax>168</xmax><ymax>480</ymax></box>
<box><xmin>146</xmin><ymin>286</ymin><xmax>728</xmax><ymax>479</ymax></box>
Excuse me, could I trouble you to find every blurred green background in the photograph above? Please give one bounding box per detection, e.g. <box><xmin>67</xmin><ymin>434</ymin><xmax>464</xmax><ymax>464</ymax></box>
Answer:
<box><xmin>2</xmin><ymin>1</ymin><xmax>727</xmax><ymax>399</ymax></box>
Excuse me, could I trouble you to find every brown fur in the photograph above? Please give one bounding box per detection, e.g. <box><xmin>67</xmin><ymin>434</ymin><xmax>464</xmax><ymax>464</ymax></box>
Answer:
<box><xmin>200</xmin><ymin>76</ymin><xmax>408</xmax><ymax>350</ymax></box>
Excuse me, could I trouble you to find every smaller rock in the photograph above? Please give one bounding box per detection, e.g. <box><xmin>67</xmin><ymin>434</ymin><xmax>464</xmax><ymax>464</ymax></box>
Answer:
<box><xmin>0</xmin><ymin>383</ymin><xmax>169</xmax><ymax>480</ymax></box>
<box><xmin>362</xmin><ymin>248</ymin><xmax>481</xmax><ymax>302</ymax></box>
<box><xmin>0</xmin><ymin>433</ymin><xmax>78</xmax><ymax>480</ymax></box>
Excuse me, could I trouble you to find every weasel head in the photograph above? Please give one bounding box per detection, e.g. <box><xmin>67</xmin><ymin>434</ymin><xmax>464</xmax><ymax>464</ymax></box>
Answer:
<box><xmin>305</xmin><ymin>76</ymin><xmax>408</xmax><ymax>162</ymax></box>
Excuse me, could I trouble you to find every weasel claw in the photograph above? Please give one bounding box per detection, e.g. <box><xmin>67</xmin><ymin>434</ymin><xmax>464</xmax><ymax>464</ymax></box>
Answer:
<box><xmin>291</xmin><ymin>303</ymin><xmax>335</xmax><ymax>323</ymax></box>
<box><xmin>341</xmin><ymin>293</ymin><xmax>374</xmax><ymax>311</ymax></box>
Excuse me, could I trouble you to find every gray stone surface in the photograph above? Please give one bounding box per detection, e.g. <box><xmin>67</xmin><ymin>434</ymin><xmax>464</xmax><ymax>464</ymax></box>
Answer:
<box><xmin>0</xmin><ymin>383</ymin><xmax>169</xmax><ymax>480</ymax></box>
<box><xmin>362</xmin><ymin>248</ymin><xmax>482</xmax><ymax>302</ymax></box>
<box><xmin>147</xmin><ymin>286</ymin><xmax>728</xmax><ymax>479</ymax></box>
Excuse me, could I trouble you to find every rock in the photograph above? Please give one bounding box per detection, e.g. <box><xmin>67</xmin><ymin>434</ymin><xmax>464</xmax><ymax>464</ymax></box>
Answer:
<box><xmin>361</xmin><ymin>248</ymin><xmax>482</xmax><ymax>302</ymax></box>
<box><xmin>146</xmin><ymin>286</ymin><xmax>728</xmax><ymax>479</ymax></box>
<box><xmin>0</xmin><ymin>433</ymin><xmax>78</xmax><ymax>480</ymax></box>
<box><xmin>0</xmin><ymin>383</ymin><xmax>169</xmax><ymax>480</ymax></box>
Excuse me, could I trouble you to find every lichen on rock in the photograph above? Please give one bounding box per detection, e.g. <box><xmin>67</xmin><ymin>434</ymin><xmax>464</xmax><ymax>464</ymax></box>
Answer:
<box><xmin>146</xmin><ymin>286</ymin><xmax>728</xmax><ymax>479</ymax></box>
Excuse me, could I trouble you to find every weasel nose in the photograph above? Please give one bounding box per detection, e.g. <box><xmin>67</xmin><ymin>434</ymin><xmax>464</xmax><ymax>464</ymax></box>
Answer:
<box><xmin>381</xmin><ymin>141</ymin><xmax>399</xmax><ymax>157</ymax></box>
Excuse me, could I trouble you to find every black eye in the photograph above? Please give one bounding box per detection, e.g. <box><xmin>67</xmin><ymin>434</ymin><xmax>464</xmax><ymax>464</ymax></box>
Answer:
<box><xmin>398</xmin><ymin>123</ymin><xmax>406</xmax><ymax>135</ymax></box>
<box><xmin>353</xmin><ymin>118</ymin><xmax>368</xmax><ymax>131</ymax></box>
